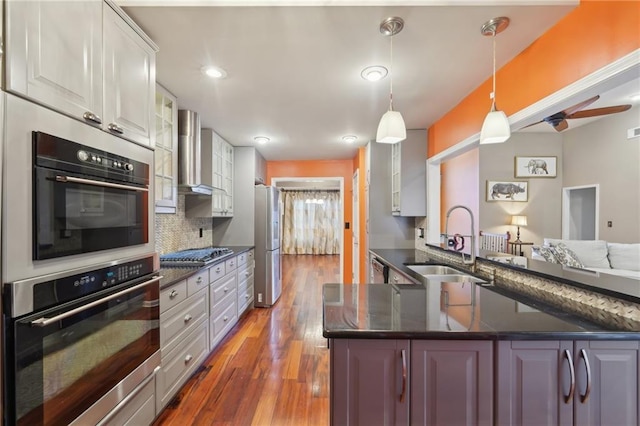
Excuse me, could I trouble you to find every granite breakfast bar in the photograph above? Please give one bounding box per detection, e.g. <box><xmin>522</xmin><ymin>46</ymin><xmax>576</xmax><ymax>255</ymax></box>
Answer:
<box><xmin>323</xmin><ymin>247</ymin><xmax>640</xmax><ymax>426</ymax></box>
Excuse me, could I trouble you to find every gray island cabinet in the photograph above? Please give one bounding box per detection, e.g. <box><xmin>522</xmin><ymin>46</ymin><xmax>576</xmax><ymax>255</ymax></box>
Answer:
<box><xmin>324</xmin><ymin>283</ymin><xmax>640</xmax><ymax>426</ymax></box>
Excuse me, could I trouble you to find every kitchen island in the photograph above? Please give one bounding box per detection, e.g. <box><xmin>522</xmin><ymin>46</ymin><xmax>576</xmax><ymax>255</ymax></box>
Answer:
<box><xmin>323</xmin><ymin>253</ymin><xmax>640</xmax><ymax>425</ymax></box>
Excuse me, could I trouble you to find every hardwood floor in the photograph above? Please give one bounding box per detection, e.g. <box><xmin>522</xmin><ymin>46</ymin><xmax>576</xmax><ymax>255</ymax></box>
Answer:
<box><xmin>154</xmin><ymin>254</ymin><xmax>339</xmax><ymax>426</ymax></box>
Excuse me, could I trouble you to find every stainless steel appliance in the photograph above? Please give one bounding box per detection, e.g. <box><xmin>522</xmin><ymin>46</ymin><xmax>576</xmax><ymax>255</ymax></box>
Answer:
<box><xmin>2</xmin><ymin>94</ymin><xmax>155</xmax><ymax>283</ymax></box>
<box><xmin>178</xmin><ymin>109</ymin><xmax>213</xmax><ymax>195</ymax></box>
<box><xmin>160</xmin><ymin>247</ymin><xmax>234</xmax><ymax>267</ymax></box>
<box><xmin>3</xmin><ymin>253</ymin><xmax>161</xmax><ymax>426</ymax></box>
<box><xmin>254</xmin><ymin>186</ymin><xmax>281</xmax><ymax>307</ymax></box>
<box><xmin>371</xmin><ymin>257</ymin><xmax>389</xmax><ymax>283</ymax></box>
<box><xmin>32</xmin><ymin>131</ymin><xmax>149</xmax><ymax>260</ymax></box>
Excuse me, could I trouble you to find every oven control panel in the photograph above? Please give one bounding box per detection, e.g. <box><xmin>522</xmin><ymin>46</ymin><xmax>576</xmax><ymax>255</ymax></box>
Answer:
<box><xmin>77</xmin><ymin>149</ymin><xmax>134</xmax><ymax>172</ymax></box>
<box><xmin>30</xmin><ymin>255</ymin><xmax>158</xmax><ymax>314</ymax></box>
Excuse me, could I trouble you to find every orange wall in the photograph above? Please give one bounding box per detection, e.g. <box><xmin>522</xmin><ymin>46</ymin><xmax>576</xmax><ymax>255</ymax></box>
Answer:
<box><xmin>267</xmin><ymin>160</ymin><xmax>354</xmax><ymax>283</ymax></box>
<box><xmin>354</xmin><ymin>148</ymin><xmax>367</xmax><ymax>282</ymax></box>
<box><xmin>428</xmin><ymin>1</ymin><xmax>640</xmax><ymax>157</ymax></box>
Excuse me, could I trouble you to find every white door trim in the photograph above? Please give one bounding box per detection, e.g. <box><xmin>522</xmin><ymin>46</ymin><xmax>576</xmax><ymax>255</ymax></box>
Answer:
<box><xmin>352</xmin><ymin>170</ymin><xmax>359</xmax><ymax>283</ymax></box>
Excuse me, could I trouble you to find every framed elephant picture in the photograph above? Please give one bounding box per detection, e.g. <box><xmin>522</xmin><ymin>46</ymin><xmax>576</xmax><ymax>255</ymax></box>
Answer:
<box><xmin>515</xmin><ymin>156</ymin><xmax>557</xmax><ymax>177</ymax></box>
<box><xmin>486</xmin><ymin>181</ymin><xmax>528</xmax><ymax>202</ymax></box>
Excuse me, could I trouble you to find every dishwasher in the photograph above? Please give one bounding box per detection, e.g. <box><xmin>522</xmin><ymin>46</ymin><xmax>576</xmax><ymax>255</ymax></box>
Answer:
<box><xmin>370</xmin><ymin>257</ymin><xmax>389</xmax><ymax>283</ymax></box>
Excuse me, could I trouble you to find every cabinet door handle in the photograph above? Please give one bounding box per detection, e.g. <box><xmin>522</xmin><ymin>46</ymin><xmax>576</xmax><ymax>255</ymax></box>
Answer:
<box><xmin>184</xmin><ymin>314</ymin><xmax>192</xmax><ymax>323</ymax></box>
<box><xmin>579</xmin><ymin>349</ymin><xmax>592</xmax><ymax>403</ymax></box>
<box><xmin>216</xmin><ymin>267</ymin><xmax>221</xmax><ymax>273</ymax></box>
<box><xmin>224</xmin><ymin>287</ymin><xmax>228</xmax><ymax>293</ymax></box>
<box><xmin>83</xmin><ymin>111</ymin><xmax>102</xmax><ymax>124</ymax></box>
<box><xmin>184</xmin><ymin>354</ymin><xmax>193</xmax><ymax>364</ymax></box>
<box><xmin>563</xmin><ymin>349</ymin><xmax>575</xmax><ymax>404</ymax></box>
<box><xmin>223</xmin><ymin>316</ymin><xmax>229</xmax><ymax>322</ymax></box>
<box><xmin>169</xmin><ymin>289</ymin><xmax>178</xmax><ymax>299</ymax></box>
<box><xmin>400</xmin><ymin>349</ymin><xmax>407</xmax><ymax>403</ymax></box>
<box><xmin>107</xmin><ymin>122</ymin><xmax>124</xmax><ymax>134</ymax></box>
<box><xmin>196</xmin><ymin>276</ymin><xmax>203</xmax><ymax>284</ymax></box>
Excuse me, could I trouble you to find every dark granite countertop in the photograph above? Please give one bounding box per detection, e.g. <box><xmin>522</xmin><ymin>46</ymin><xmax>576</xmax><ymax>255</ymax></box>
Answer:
<box><xmin>159</xmin><ymin>245</ymin><xmax>254</xmax><ymax>289</ymax></box>
<box><xmin>323</xmin><ymin>283</ymin><xmax>638</xmax><ymax>340</ymax></box>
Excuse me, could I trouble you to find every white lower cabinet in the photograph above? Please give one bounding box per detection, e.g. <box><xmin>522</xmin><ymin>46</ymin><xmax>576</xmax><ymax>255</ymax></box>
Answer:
<box><xmin>237</xmin><ymin>250</ymin><xmax>255</xmax><ymax>316</ymax></box>
<box><xmin>210</xmin><ymin>259</ymin><xmax>238</xmax><ymax>350</ymax></box>
<box><xmin>156</xmin><ymin>319</ymin><xmax>209</xmax><ymax>412</ymax></box>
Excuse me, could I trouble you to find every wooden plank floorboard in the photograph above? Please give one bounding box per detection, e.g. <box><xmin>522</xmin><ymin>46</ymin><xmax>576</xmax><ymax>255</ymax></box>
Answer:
<box><xmin>154</xmin><ymin>254</ymin><xmax>336</xmax><ymax>425</ymax></box>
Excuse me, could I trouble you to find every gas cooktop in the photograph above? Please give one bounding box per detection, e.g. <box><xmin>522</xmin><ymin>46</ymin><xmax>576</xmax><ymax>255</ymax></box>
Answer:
<box><xmin>160</xmin><ymin>247</ymin><xmax>234</xmax><ymax>267</ymax></box>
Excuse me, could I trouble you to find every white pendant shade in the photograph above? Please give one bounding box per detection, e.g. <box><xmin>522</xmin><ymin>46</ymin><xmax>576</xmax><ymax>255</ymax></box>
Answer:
<box><xmin>376</xmin><ymin>110</ymin><xmax>406</xmax><ymax>144</ymax></box>
<box><xmin>480</xmin><ymin>109</ymin><xmax>510</xmax><ymax>144</ymax></box>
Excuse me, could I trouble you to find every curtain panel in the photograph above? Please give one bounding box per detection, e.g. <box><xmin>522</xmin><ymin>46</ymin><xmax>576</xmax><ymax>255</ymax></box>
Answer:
<box><xmin>282</xmin><ymin>190</ymin><xmax>340</xmax><ymax>255</ymax></box>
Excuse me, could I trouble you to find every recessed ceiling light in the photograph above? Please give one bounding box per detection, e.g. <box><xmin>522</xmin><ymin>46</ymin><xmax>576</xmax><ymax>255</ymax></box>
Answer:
<box><xmin>201</xmin><ymin>66</ymin><xmax>227</xmax><ymax>79</ymax></box>
<box><xmin>342</xmin><ymin>135</ymin><xmax>358</xmax><ymax>143</ymax></box>
<box><xmin>361</xmin><ymin>66</ymin><xmax>388</xmax><ymax>82</ymax></box>
<box><xmin>254</xmin><ymin>136</ymin><xmax>270</xmax><ymax>144</ymax></box>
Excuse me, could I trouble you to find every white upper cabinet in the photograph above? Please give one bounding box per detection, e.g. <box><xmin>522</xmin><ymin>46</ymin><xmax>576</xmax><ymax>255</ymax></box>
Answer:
<box><xmin>103</xmin><ymin>3</ymin><xmax>156</xmax><ymax>146</ymax></box>
<box><xmin>154</xmin><ymin>84</ymin><xmax>178</xmax><ymax>213</ymax></box>
<box><xmin>5</xmin><ymin>0</ymin><xmax>157</xmax><ymax>146</ymax></box>
<box><xmin>5</xmin><ymin>1</ymin><xmax>103</xmax><ymax>123</ymax></box>
<box><xmin>390</xmin><ymin>129</ymin><xmax>427</xmax><ymax>217</ymax></box>
<box><xmin>212</xmin><ymin>133</ymin><xmax>234</xmax><ymax>217</ymax></box>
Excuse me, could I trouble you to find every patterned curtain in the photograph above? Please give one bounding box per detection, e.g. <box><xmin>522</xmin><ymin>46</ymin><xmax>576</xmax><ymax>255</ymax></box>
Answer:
<box><xmin>282</xmin><ymin>190</ymin><xmax>340</xmax><ymax>255</ymax></box>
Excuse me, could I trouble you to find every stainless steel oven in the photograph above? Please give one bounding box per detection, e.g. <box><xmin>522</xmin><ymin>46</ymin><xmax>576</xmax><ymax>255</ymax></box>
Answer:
<box><xmin>3</xmin><ymin>93</ymin><xmax>155</xmax><ymax>283</ymax></box>
<box><xmin>33</xmin><ymin>131</ymin><xmax>149</xmax><ymax>260</ymax></box>
<box><xmin>3</xmin><ymin>253</ymin><xmax>161</xmax><ymax>426</ymax></box>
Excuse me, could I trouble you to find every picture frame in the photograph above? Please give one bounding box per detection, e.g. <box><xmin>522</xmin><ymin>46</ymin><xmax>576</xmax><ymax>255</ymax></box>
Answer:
<box><xmin>486</xmin><ymin>180</ymin><xmax>528</xmax><ymax>202</ymax></box>
<box><xmin>514</xmin><ymin>156</ymin><xmax>557</xmax><ymax>178</ymax></box>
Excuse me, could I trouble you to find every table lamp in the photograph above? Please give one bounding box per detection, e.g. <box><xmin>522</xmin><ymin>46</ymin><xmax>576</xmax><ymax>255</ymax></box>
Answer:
<box><xmin>511</xmin><ymin>215</ymin><xmax>527</xmax><ymax>243</ymax></box>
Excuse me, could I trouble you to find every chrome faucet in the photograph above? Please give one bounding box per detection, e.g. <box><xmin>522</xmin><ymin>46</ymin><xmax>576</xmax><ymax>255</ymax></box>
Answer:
<box><xmin>444</xmin><ymin>205</ymin><xmax>476</xmax><ymax>270</ymax></box>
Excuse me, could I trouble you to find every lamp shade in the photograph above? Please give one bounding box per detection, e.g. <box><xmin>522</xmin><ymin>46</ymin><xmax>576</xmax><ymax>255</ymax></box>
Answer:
<box><xmin>376</xmin><ymin>110</ymin><xmax>406</xmax><ymax>144</ymax></box>
<box><xmin>480</xmin><ymin>109</ymin><xmax>511</xmax><ymax>144</ymax></box>
<box><xmin>511</xmin><ymin>215</ymin><xmax>527</xmax><ymax>226</ymax></box>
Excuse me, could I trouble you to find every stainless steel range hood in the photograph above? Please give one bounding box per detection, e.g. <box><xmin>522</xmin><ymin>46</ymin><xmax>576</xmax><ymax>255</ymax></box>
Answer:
<box><xmin>178</xmin><ymin>109</ymin><xmax>213</xmax><ymax>195</ymax></box>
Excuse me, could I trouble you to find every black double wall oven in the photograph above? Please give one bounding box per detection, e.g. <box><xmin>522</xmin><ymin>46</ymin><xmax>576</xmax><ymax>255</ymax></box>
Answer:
<box><xmin>3</xmin><ymin>120</ymin><xmax>160</xmax><ymax>425</ymax></box>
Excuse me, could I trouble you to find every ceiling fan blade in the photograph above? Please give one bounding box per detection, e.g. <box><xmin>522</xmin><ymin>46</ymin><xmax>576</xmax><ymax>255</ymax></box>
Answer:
<box><xmin>521</xmin><ymin>120</ymin><xmax>544</xmax><ymax>129</ymax></box>
<box><xmin>554</xmin><ymin>119</ymin><xmax>568</xmax><ymax>132</ymax></box>
<box><xmin>567</xmin><ymin>104</ymin><xmax>632</xmax><ymax>119</ymax></box>
<box><xmin>562</xmin><ymin>95</ymin><xmax>600</xmax><ymax>116</ymax></box>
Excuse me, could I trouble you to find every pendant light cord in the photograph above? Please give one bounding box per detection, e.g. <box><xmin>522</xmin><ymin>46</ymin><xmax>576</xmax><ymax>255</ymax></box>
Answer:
<box><xmin>491</xmin><ymin>30</ymin><xmax>496</xmax><ymax>109</ymax></box>
<box><xmin>389</xmin><ymin>33</ymin><xmax>394</xmax><ymax>111</ymax></box>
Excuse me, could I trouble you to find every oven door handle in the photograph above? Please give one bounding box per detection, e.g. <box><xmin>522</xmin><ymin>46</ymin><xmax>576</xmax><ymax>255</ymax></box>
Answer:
<box><xmin>55</xmin><ymin>175</ymin><xmax>149</xmax><ymax>192</ymax></box>
<box><xmin>30</xmin><ymin>276</ymin><xmax>162</xmax><ymax>327</ymax></box>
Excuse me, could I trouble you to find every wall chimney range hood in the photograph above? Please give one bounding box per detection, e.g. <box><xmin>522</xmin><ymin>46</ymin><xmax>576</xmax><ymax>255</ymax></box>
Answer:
<box><xmin>178</xmin><ymin>109</ymin><xmax>213</xmax><ymax>195</ymax></box>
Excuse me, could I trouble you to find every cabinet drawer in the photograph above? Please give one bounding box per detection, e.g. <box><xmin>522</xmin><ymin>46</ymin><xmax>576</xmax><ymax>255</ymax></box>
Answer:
<box><xmin>209</xmin><ymin>262</ymin><xmax>226</xmax><ymax>283</ymax></box>
<box><xmin>237</xmin><ymin>263</ymin><xmax>254</xmax><ymax>282</ymax></box>
<box><xmin>237</xmin><ymin>251</ymin><xmax>248</xmax><ymax>266</ymax></box>
<box><xmin>225</xmin><ymin>256</ymin><xmax>238</xmax><ymax>272</ymax></box>
<box><xmin>156</xmin><ymin>320</ymin><xmax>209</xmax><ymax>411</ymax></box>
<box><xmin>160</xmin><ymin>290</ymin><xmax>208</xmax><ymax>356</ymax></box>
<box><xmin>212</xmin><ymin>297</ymin><xmax>237</xmax><ymax>337</ymax></box>
<box><xmin>389</xmin><ymin>269</ymin><xmax>415</xmax><ymax>285</ymax></box>
<box><xmin>211</xmin><ymin>286</ymin><xmax>237</xmax><ymax>319</ymax></box>
<box><xmin>237</xmin><ymin>272</ymin><xmax>254</xmax><ymax>294</ymax></box>
<box><xmin>159</xmin><ymin>280</ymin><xmax>187</xmax><ymax>313</ymax></box>
<box><xmin>187</xmin><ymin>270</ymin><xmax>208</xmax><ymax>296</ymax></box>
<box><xmin>247</xmin><ymin>249</ymin><xmax>254</xmax><ymax>263</ymax></box>
<box><xmin>238</xmin><ymin>284</ymin><xmax>254</xmax><ymax>315</ymax></box>
<box><xmin>211</xmin><ymin>273</ymin><xmax>236</xmax><ymax>306</ymax></box>
<box><xmin>101</xmin><ymin>371</ymin><xmax>156</xmax><ymax>426</ymax></box>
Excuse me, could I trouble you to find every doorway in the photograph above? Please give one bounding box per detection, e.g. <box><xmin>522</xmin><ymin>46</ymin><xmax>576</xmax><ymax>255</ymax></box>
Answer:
<box><xmin>272</xmin><ymin>177</ymin><xmax>344</xmax><ymax>282</ymax></box>
<box><xmin>562</xmin><ymin>184</ymin><xmax>599</xmax><ymax>240</ymax></box>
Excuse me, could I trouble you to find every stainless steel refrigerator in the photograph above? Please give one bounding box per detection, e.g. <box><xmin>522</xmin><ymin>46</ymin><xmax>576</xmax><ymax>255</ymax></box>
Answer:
<box><xmin>254</xmin><ymin>186</ymin><xmax>281</xmax><ymax>307</ymax></box>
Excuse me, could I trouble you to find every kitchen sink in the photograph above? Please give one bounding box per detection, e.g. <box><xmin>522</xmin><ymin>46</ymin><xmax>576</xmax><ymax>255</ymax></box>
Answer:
<box><xmin>405</xmin><ymin>264</ymin><xmax>487</xmax><ymax>284</ymax></box>
<box><xmin>405</xmin><ymin>265</ymin><xmax>463</xmax><ymax>275</ymax></box>
<box><xmin>421</xmin><ymin>274</ymin><xmax>486</xmax><ymax>283</ymax></box>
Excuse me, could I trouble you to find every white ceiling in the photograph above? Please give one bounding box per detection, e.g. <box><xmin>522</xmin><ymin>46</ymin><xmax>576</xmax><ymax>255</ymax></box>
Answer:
<box><xmin>121</xmin><ymin>1</ymin><xmax>578</xmax><ymax>160</ymax></box>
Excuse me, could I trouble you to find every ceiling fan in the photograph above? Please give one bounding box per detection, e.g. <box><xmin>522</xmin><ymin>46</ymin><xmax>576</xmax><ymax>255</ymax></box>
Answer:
<box><xmin>528</xmin><ymin>95</ymin><xmax>632</xmax><ymax>132</ymax></box>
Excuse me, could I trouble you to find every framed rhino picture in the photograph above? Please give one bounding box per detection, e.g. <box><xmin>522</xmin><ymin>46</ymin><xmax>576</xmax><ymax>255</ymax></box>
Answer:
<box><xmin>486</xmin><ymin>181</ymin><xmax>528</xmax><ymax>202</ymax></box>
<box><xmin>514</xmin><ymin>156</ymin><xmax>557</xmax><ymax>177</ymax></box>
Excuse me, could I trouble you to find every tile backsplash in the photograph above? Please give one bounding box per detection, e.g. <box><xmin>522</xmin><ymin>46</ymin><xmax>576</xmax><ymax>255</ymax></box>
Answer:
<box><xmin>155</xmin><ymin>195</ymin><xmax>213</xmax><ymax>254</ymax></box>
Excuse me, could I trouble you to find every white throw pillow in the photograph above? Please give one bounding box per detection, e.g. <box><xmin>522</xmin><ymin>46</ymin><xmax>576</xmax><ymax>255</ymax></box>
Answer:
<box><xmin>543</xmin><ymin>239</ymin><xmax>610</xmax><ymax>269</ymax></box>
<box><xmin>607</xmin><ymin>243</ymin><xmax>640</xmax><ymax>272</ymax></box>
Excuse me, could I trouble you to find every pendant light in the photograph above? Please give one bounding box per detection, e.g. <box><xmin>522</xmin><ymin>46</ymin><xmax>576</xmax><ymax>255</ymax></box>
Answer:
<box><xmin>480</xmin><ymin>17</ymin><xmax>510</xmax><ymax>145</ymax></box>
<box><xmin>376</xmin><ymin>17</ymin><xmax>406</xmax><ymax>144</ymax></box>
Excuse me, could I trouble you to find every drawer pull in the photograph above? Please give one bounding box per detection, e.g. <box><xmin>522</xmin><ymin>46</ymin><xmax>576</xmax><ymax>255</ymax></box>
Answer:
<box><xmin>216</xmin><ymin>267</ymin><xmax>221</xmax><ymax>273</ymax></box>
<box><xmin>184</xmin><ymin>314</ymin><xmax>192</xmax><ymax>323</ymax></box>
<box><xmin>245</xmin><ymin>272</ymin><xmax>250</xmax><ymax>277</ymax></box>
<box><xmin>107</xmin><ymin>122</ymin><xmax>124</xmax><ymax>134</ymax></box>
<box><xmin>184</xmin><ymin>354</ymin><xmax>193</xmax><ymax>364</ymax></box>
<box><xmin>83</xmin><ymin>111</ymin><xmax>102</xmax><ymax>124</ymax></box>
<box><xmin>224</xmin><ymin>287</ymin><xmax>228</xmax><ymax>292</ymax></box>
<box><xmin>196</xmin><ymin>276</ymin><xmax>203</xmax><ymax>284</ymax></box>
<box><xmin>169</xmin><ymin>290</ymin><xmax>179</xmax><ymax>299</ymax></box>
<box><xmin>245</xmin><ymin>294</ymin><xmax>250</xmax><ymax>299</ymax></box>
<box><xmin>223</xmin><ymin>316</ymin><xmax>229</xmax><ymax>322</ymax></box>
